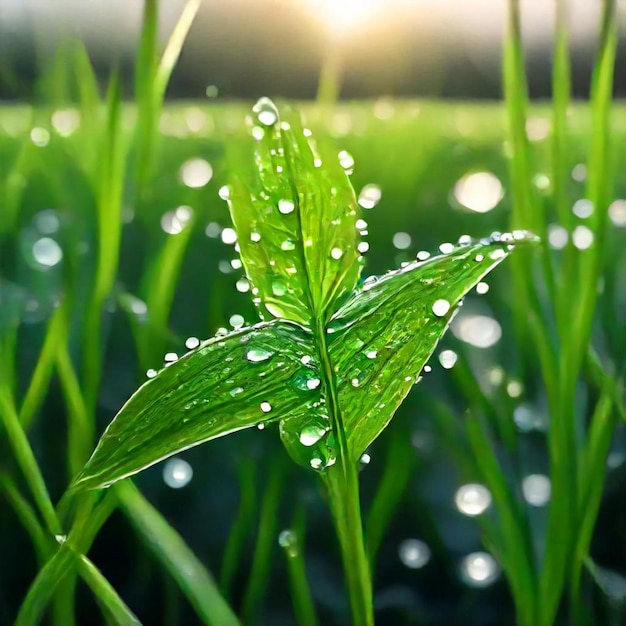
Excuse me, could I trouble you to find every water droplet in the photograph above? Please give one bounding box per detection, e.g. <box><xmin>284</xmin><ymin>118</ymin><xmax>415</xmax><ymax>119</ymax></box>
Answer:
<box><xmin>281</xmin><ymin>239</ymin><xmax>295</xmax><ymax>251</ymax></box>
<box><xmin>245</xmin><ymin>347</ymin><xmax>272</xmax><ymax>362</ymax></box>
<box><xmin>432</xmin><ymin>299</ymin><xmax>451</xmax><ymax>317</ymax></box>
<box><xmin>180</xmin><ymin>158</ymin><xmax>212</xmax><ymax>188</ymax></box>
<box><xmin>351</xmin><ymin>378</ymin><xmax>361</xmax><ymax>387</ymax></box>
<box><xmin>358</xmin><ymin>184</ymin><xmax>382</xmax><ymax>209</ymax></box>
<box><xmin>278</xmin><ymin>529</ymin><xmax>298</xmax><ymax>557</ymax></box>
<box><xmin>476</xmin><ymin>282</ymin><xmax>489</xmax><ymax>295</ymax></box>
<box><xmin>185</xmin><ymin>337</ymin><xmax>200</xmax><ymax>350</ymax></box>
<box><xmin>32</xmin><ymin>237</ymin><xmax>62</xmax><ymax>267</ymax></box>
<box><xmin>51</xmin><ymin>109</ymin><xmax>80</xmax><ymax>136</ymax></box>
<box><xmin>572</xmin><ymin>199</ymin><xmax>593</xmax><ymax>219</ymax></box>
<box><xmin>491</xmin><ymin>248</ymin><xmax>508</xmax><ymax>260</ymax></box>
<box><xmin>365</xmin><ymin>350</ymin><xmax>377</xmax><ymax>359</ymax></box>
<box><xmin>164</xmin><ymin>352</ymin><xmax>178</xmax><ymax>363</ymax></box>
<box><xmin>33</xmin><ymin>209</ymin><xmax>60</xmax><ymax>234</ymax></box>
<box><xmin>547</xmin><ymin>224</ymin><xmax>568</xmax><ymax>249</ymax></box>
<box><xmin>392</xmin><ymin>232</ymin><xmax>411</xmax><ymax>250</ymax></box>
<box><xmin>221</xmin><ymin>228</ymin><xmax>237</xmax><ymax>245</ymax></box>
<box><xmin>357</xmin><ymin>242</ymin><xmax>369</xmax><ymax>254</ymax></box>
<box><xmin>338</xmin><ymin>149</ymin><xmax>355</xmax><ymax>170</ymax></box>
<box><xmin>253</xmin><ymin>97</ymin><xmax>279</xmax><ymax>126</ymax></box>
<box><xmin>355</xmin><ymin>218</ymin><xmax>368</xmax><ymax>230</ymax></box>
<box><xmin>453</xmin><ymin>172</ymin><xmax>503</xmax><ymax>213</ymax></box>
<box><xmin>229</xmin><ymin>314</ymin><xmax>245</xmax><ymax>329</ymax></box>
<box><xmin>571</xmin><ymin>163</ymin><xmax>587</xmax><ymax>182</ymax></box>
<box><xmin>257</xmin><ymin>423</ymin><xmax>265</xmax><ymax>430</ymax></box>
<box><xmin>278</xmin><ymin>199</ymin><xmax>295</xmax><ymax>215</ymax></box>
<box><xmin>439</xmin><ymin>242</ymin><xmax>455</xmax><ymax>254</ymax></box>
<box><xmin>260</xmin><ymin>401</ymin><xmax>272</xmax><ymax>413</ymax></box>
<box><xmin>55</xmin><ymin>534</ymin><xmax>67</xmax><ymax>545</ymax></box>
<box><xmin>218</xmin><ymin>185</ymin><xmax>230</xmax><ymax>201</ymax></box>
<box><xmin>455</xmin><ymin>484</ymin><xmax>492</xmax><ymax>516</ymax></box>
<box><xmin>146</xmin><ymin>368</ymin><xmax>158</xmax><ymax>378</ymax></box>
<box><xmin>609</xmin><ymin>199</ymin><xmax>626</xmax><ymax>226</ymax></box>
<box><xmin>439</xmin><ymin>350</ymin><xmax>458</xmax><ymax>369</ymax></box>
<box><xmin>522</xmin><ymin>474</ymin><xmax>551</xmax><ymax>506</ymax></box>
<box><xmin>236</xmin><ymin>278</ymin><xmax>250</xmax><ymax>293</ymax></box>
<box><xmin>30</xmin><ymin>127</ymin><xmax>50</xmax><ymax>147</ymax></box>
<box><xmin>230</xmin><ymin>386</ymin><xmax>244</xmax><ymax>396</ymax></box>
<box><xmin>250</xmin><ymin>231</ymin><xmax>262</xmax><ymax>243</ymax></box>
<box><xmin>330</xmin><ymin>247</ymin><xmax>343</xmax><ymax>260</ymax></box>
<box><xmin>300</xmin><ymin>424</ymin><xmax>328</xmax><ymax>447</ymax></box>
<box><xmin>360</xmin><ymin>453</ymin><xmax>371</xmax><ymax>465</ymax></box>
<box><xmin>474</xmin><ymin>253</ymin><xmax>485</xmax><ymax>262</ymax></box>
<box><xmin>163</xmin><ymin>458</ymin><xmax>193</xmax><ymax>488</ymax></box>
<box><xmin>572</xmin><ymin>225</ymin><xmax>594</xmax><ymax>250</ymax></box>
<box><xmin>205</xmin><ymin>222</ymin><xmax>221</xmax><ymax>238</ymax></box>
<box><xmin>399</xmin><ymin>539</ymin><xmax>431</xmax><ymax>569</ymax></box>
<box><xmin>452</xmin><ymin>314</ymin><xmax>502</xmax><ymax>348</ymax></box>
<box><xmin>271</xmin><ymin>279</ymin><xmax>287</xmax><ymax>296</ymax></box>
<box><xmin>460</xmin><ymin>552</ymin><xmax>499</xmax><ymax>587</ymax></box>
<box><xmin>507</xmin><ymin>379</ymin><xmax>523</xmax><ymax>398</ymax></box>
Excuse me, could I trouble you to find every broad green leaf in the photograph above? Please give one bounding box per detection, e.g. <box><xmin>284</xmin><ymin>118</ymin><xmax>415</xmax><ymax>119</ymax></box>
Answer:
<box><xmin>227</xmin><ymin>98</ymin><xmax>361</xmax><ymax>326</ymax></box>
<box><xmin>279</xmin><ymin>233</ymin><xmax>536</xmax><ymax>468</ymax></box>
<box><xmin>333</xmin><ymin>234</ymin><xmax>534</xmax><ymax>460</ymax></box>
<box><xmin>73</xmin><ymin>320</ymin><xmax>320</xmax><ymax>490</ymax></box>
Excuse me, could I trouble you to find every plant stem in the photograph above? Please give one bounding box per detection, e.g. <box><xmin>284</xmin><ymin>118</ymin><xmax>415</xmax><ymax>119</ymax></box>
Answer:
<box><xmin>324</xmin><ymin>464</ymin><xmax>374</xmax><ymax>626</ymax></box>
<box><xmin>315</xmin><ymin>320</ymin><xmax>373</xmax><ymax>626</ymax></box>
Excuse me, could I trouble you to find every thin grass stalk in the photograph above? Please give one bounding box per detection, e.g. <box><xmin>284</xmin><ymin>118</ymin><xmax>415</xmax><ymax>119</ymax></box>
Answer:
<box><xmin>281</xmin><ymin>504</ymin><xmax>319</xmax><ymax>626</ymax></box>
<box><xmin>219</xmin><ymin>459</ymin><xmax>257</xmax><ymax>595</ymax></box>
<box><xmin>241</xmin><ymin>459</ymin><xmax>284</xmax><ymax>623</ymax></box>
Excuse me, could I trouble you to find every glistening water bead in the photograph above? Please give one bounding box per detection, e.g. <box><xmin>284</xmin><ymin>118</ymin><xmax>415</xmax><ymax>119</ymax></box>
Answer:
<box><xmin>245</xmin><ymin>347</ymin><xmax>272</xmax><ymax>362</ymax></box>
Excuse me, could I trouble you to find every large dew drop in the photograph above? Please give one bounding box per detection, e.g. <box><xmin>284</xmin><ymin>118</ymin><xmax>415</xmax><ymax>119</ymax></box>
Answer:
<box><xmin>299</xmin><ymin>424</ymin><xmax>328</xmax><ymax>447</ymax></box>
<box><xmin>245</xmin><ymin>347</ymin><xmax>272</xmax><ymax>362</ymax></box>
<box><xmin>253</xmin><ymin>97</ymin><xmax>279</xmax><ymax>126</ymax></box>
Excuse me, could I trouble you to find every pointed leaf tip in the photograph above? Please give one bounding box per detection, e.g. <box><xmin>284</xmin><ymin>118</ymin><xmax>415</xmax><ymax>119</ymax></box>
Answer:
<box><xmin>226</xmin><ymin>98</ymin><xmax>362</xmax><ymax>326</ymax></box>
<box><xmin>73</xmin><ymin>320</ymin><xmax>319</xmax><ymax>490</ymax></box>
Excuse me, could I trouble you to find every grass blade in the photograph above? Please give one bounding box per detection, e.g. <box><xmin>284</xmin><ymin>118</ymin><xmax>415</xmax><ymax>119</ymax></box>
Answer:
<box><xmin>76</xmin><ymin>555</ymin><xmax>141</xmax><ymax>626</ymax></box>
<box><xmin>116</xmin><ymin>481</ymin><xmax>240</xmax><ymax>626</ymax></box>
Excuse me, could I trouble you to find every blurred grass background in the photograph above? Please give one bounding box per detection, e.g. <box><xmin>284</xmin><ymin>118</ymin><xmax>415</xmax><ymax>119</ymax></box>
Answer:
<box><xmin>1</xmin><ymin>0</ymin><xmax>626</xmax><ymax>624</ymax></box>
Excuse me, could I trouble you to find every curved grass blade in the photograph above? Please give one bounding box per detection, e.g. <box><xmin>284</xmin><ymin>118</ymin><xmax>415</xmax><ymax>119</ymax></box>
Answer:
<box><xmin>117</xmin><ymin>482</ymin><xmax>240</xmax><ymax>626</ymax></box>
<box><xmin>73</xmin><ymin>321</ymin><xmax>317</xmax><ymax>490</ymax></box>
<box><xmin>330</xmin><ymin>233</ymin><xmax>536</xmax><ymax>461</ymax></box>
<box><xmin>227</xmin><ymin>99</ymin><xmax>361</xmax><ymax>326</ymax></box>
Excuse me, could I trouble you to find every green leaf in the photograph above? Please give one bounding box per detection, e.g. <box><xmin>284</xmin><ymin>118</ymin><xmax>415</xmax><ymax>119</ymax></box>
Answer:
<box><xmin>227</xmin><ymin>99</ymin><xmax>361</xmax><ymax>326</ymax></box>
<box><xmin>335</xmin><ymin>236</ymin><xmax>529</xmax><ymax>460</ymax></box>
<box><xmin>76</xmin><ymin>100</ymin><xmax>534</xmax><ymax>491</ymax></box>
<box><xmin>73</xmin><ymin>320</ymin><xmax>320</xmax><ymax>490</ymax></box>
<box><xmin>279</xmin><ymin>232</ymin><xmax>536</xmax><ymax>467</ymax></box>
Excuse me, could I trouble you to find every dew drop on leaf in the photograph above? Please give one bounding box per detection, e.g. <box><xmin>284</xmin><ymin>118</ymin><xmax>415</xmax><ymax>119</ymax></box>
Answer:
<box><xmin>299</xmin><ymin>424</ymin><xmax>328</xmax><ymax>447</ymax></box>
<box><xmin>260</xmin><ymin>401</ymin><xmax>272</xmax><ymax>413</ymax></box>
<box><xmin>432</xmin><ymin>299</ymin><xmax>451</xmax><ymax>317</ymax></box>
<box><xmin>245</xmin><ymin>347</ymin><xmax>272</xmax><ymax>362</ymax></box>
<box><xmin>271</xmin><ymin>279</ymin><xmax>288</xmax><ymax>296</ymax></box>
<box><xmin>278</xmin><ymin>199</ymin><xmax>295</xmax><ymax>215</ymax></box>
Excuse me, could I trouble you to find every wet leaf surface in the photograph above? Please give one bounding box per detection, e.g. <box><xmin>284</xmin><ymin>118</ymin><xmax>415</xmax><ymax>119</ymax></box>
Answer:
<box><xmin>76</xmin><ymin>100</ymin><xmax>534</xmax><ymax>488</ymax></box>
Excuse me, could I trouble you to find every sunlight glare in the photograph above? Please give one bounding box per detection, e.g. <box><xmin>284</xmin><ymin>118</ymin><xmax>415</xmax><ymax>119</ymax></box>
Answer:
<box><xmin>309</xmin><ymin>0</ymin><xmax>380</xmax><ymax>35</ymax></box>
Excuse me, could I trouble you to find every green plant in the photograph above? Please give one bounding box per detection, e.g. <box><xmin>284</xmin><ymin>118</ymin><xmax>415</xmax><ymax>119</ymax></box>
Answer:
<box><xmin>2</xmin><ymin>0</ymin><xmax>624</xmax><ymax>624</ymax></box>
<box><xmin>71</xmin><ymin>98</ymin><xmax>534</xmax><ymax>624</ymax></box>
